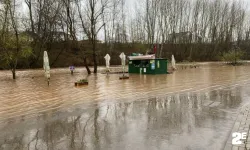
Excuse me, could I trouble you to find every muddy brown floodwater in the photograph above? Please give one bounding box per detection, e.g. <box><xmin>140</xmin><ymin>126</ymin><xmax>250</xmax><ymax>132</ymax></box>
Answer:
<box><xmin>0</xmin><ymin>63</ymin><xmax>250</xmax><ymax>150</ymax></box>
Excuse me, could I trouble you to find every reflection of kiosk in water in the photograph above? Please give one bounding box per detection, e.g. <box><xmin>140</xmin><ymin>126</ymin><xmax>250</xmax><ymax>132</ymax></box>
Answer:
<box><xmin>128</xmin><ymin>54</ymin><xmax>168</xmax><ymax>74</ymax></box>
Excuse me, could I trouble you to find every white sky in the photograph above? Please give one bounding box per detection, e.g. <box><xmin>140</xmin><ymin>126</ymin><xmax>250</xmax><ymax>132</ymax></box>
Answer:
<box><xmin>19</xmin><ymin>0</ymin><xmax>250</xmax><ymax>40</ymax></box>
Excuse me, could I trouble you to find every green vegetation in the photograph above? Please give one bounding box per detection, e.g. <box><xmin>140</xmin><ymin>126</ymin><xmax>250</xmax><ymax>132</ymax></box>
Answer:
<box><xmin>222</xmin><ymin>48</ymin><xmax>245</xmax><ymax>65</ymax></box>
<box><xmin>78</xmin><ymin>79</ymin><xmax>88</xmax><ymax>83</ymax></box>
<box><xmin>0</xmin><ymin>1</ymin><xmax>33</xmax><ymax>79</ymax></box>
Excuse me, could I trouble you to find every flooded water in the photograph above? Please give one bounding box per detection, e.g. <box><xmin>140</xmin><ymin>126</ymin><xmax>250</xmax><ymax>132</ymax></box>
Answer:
<box><xmin>0</xmin><ymin>63</ymin><xmax>250</xmax><ymax>150</ymax></box>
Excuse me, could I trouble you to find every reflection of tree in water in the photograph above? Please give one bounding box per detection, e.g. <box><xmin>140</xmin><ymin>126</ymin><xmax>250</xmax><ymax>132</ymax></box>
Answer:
<box><xmin>43</xmin><ymin>120</ymin><xmax>68</xmax><ymax>149</ymax></box>
<box><xmin>146</xmin><ymin>94</ymin><xmax>194</xmax><ymax>135</ymax></box>
<box><xmin>0</xmin><ymin>114</ymin><xmax>84</xmax><ymax>150</ymax></box>
<box><xmin>204</xmin><ymin>87</ymin><xmax>242</xmax><ymax>108</ymax></box>
<box><xmin>93</xmin><ymin>108</ymin><xmax>100</xmax><ymax>150</ymax></box>
<box><xmin>221</xmin><ymin>87</ymin><xmax>242</xmax><ymax>108</ymax></box>
<box><xmin>0</xmin><ymin>87</ymin><xmax>244</xmax><ymax>150</ymax></box>
<box><xmin>26</xmin><ymin>116</ymin><xmax>79</xmax><ymax>150</ymax></box>
<box><xmin>27</xmin><ymin>130</ymin><xmax>39</xmax><ymax>150</ymax></box>
<box><xmin>0</xmin><ymin>134</ymin><xmax>24</xmax><ymax>150</ymax></box>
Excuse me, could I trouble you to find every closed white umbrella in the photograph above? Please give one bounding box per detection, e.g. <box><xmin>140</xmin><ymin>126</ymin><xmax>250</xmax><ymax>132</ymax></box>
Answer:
<box><xmin>43</xmin><ymin>51</ymin><xmax>50</xmax><ymax>85</ymax></box>
<box><xmin>119</xmin><ymin>52</ymin><xmax>126</xmax><ymax>76</ymax></box>
<box><xmin>104</xmin><ymin>54</ymin><xmax>111</xmax><ymax>72</ymax></box>
<box><xmin>119</xmin><ymin>52</ymin><xmax>126</xmax><ymax>66</ymax></box>
<box><xmin>171</xmin><ymin>55</ymin><xmax>176</xmax><ymax>70</ymax></box>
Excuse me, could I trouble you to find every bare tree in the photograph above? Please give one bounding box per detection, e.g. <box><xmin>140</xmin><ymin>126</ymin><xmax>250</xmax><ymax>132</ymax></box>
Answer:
<box><xmin>75</xmin><ymin>0</ymin><xmax>109</xmax><ymax>73</ymax></box>
<box><xmin>24</xmin><ymin>0</ymin><xmax>64</xmax><ymax>67</ymax></box>
<box><xmin>63</xmin><ymin>0</ymin><xmax>92</xmax><ymax>74</ymax></box>
<box><xmin>0</xmin><ymin>0</ymin><xmax>32</xmax><ymax>79</ymax></box>
<box><xmin>145</xmin><ymin>0</ymin><xmax>159</xmax><ymax>47</ymax></box>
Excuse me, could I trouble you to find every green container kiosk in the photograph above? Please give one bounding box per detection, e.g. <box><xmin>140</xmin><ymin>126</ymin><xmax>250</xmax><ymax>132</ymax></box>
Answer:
<box><xmin>128</xmin><ymin>58</ymin><xmax>168</xmax><ymax>74</ymax></box>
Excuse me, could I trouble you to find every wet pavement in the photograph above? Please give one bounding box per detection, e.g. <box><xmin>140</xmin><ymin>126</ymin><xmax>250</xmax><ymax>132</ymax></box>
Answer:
<box><xmin>0</xmin><ymin>64</ymin><xmax>250</xmax><ymax>150</ymax></box>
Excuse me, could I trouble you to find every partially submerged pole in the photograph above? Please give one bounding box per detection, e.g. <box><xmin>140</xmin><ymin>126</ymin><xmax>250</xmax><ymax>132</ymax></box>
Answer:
<box><xmin>43</xmin><ymin>51</ymin><xmax>50</xmax><ymax>86</ymax></box>
<box><xmin>119</xmin><ymin>52</ymin><xmax>129</xmax><ymax>80</ymax></box>
<box><xmin>70</xmin><ymin>66</ymin><xmax>75</xmax><ymax>75</ymax></box>
<box><xmin>120</xmin><ymin>52</ymin><xmax>126</xmax><ymax>77</ymax></box>
<box><xmin>171</xmin><ymin>55</ymin><xmax>176</xmax><ymax>70</ymax></box>
<box><xmin>104</xmin><ymin>54</ymin><xmax>111</xmax><ymax>75</ymax></box>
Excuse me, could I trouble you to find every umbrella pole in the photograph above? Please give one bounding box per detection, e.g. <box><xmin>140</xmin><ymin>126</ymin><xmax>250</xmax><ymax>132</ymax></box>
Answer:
<box><xmin>123</xmin><ymin>66</ymin><xmax>124</xmax><ymax>77</ymax></box>
<box><xmin>106</xmin><ymin>67</ymin><xmax>109</xmax><ymax>76</ymax></box>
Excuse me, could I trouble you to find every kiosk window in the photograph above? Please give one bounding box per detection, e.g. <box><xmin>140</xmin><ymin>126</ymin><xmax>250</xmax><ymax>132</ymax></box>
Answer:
<box><xmin>133</xmin><ymin>60</ymin><xmax>141</xmax><ymax>67</ymax></box>
<box><xmin>141</xmin><ymin>60</ymin><xmax>149</xmax><ymax>67</ymax></box>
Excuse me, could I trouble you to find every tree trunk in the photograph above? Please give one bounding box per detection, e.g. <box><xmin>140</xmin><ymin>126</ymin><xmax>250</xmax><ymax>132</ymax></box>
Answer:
<box><xmin>93</xmin><ymin>55</ymin><xmax>97</xmax><ymax>73</ymax></box>
<box><xmin>83</xmin><ymin>57</ymin><xmax>91</xmax><ymax>75</ymax></box>
<box><xmin>12</xmin><ymin>69</ymin><xmax>16</xmax><ymax>79</ymax></box>
<box><xmin>93</xmin><ymin>41</ymin><xmax>98</xmax><ymax>74</ymax></box>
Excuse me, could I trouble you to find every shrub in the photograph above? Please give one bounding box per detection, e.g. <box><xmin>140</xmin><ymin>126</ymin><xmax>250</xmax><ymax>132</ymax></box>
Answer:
<box><xmin>222</xmin><ymin>48</ymin><xmax>244</xmax><ymax>64</ymax></box>
<box><xmin>78</xmin><ymin>79</ymin><xmax>88</xmax><ymax>83</ymax></box>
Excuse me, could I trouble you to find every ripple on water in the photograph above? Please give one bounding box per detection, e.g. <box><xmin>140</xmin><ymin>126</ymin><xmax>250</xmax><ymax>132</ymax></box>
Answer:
<box><xmin>0</xmin><ymin>64</ymin><xmax>250</xmax><ymax>121</ymax></box>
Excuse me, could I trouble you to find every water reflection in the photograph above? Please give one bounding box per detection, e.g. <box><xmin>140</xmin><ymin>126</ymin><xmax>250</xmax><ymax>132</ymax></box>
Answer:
<box><xmin>0</xmin><ymin>85</ymin><xmax>246</xmax><ymax>150</ymax></box>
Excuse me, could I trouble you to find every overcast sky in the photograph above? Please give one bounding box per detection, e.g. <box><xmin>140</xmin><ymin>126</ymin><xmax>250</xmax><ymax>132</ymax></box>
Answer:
<box><xmin>125</xmin><ymin>0</ymin><xmax>250</xmax><ymax>11</ymax></box>
<box><xmin>20</xmin><ymin>0</ymin><xmax>250</xmax><ymax>40</ymax></box>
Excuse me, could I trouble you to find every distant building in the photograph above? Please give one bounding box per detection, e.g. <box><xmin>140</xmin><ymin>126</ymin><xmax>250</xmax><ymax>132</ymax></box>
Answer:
<box><xmin>167</xmin><ymin>31</ymin><xmax>203</xmax><ymax>44</ymax></box>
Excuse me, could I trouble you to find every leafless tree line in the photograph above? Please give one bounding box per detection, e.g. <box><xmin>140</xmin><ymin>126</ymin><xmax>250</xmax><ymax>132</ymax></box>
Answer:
<box><xmin>130</xmin><ymin>0</ymin><xmax>249</xmax><ymax>59</ymax></box>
